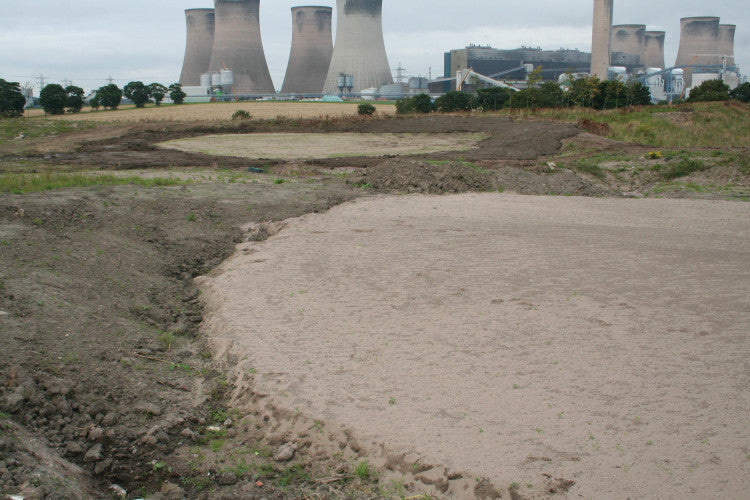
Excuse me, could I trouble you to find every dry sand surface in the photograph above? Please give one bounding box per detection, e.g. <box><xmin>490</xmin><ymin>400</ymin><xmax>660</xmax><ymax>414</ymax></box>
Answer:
<box><xmin>198</xmin><ymin>194</ymin><xmax>750</xmax><ymax>498</ymax></box>
<box><xmin>159</xmin><ymin>132</ymin><xmax>487</xmax><ymax>160</ymax></box>
<box><xmin>26</xmin><ymin>102</ymin><xmax>395</xmax><ymax>122</ymax></box>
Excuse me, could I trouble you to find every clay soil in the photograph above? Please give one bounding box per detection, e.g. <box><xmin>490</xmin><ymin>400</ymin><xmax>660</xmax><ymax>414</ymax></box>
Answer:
<box><xmin>0</xmin><ymin>112</ymin><xmax>748</xmax><ymax>499</ymax></box>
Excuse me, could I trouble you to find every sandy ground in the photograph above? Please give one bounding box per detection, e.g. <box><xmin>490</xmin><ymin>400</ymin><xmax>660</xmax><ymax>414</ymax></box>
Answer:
<box><xmin>199</xmin><ymin>193</ymin><xmax>750</xmax><ymax>498</ymax></box>
<box><xmin>25</xmin><ymin>102</ymin><xmax>396</xmax><ymax>121</ymax></box>
<box><xmin>159</xmin><ymin>133</ymin><xmax>487</xmax><ymax>160</ymax></box>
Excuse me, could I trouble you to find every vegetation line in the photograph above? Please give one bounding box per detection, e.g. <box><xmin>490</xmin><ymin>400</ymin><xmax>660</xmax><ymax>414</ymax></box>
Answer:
<box><xmin>0</xmin><ymin>172</ymin><xmax>187</xmax><ymax>194</ymax></box>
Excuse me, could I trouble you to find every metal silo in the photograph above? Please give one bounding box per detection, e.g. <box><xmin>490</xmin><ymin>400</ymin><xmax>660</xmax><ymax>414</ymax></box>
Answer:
<box><xmin>209</xmin><ymin>0</ymin><xmax>275</xmax><ymax>95</ymax></box>
<box><xmin>323</xmin><ymin>0</ymin><xmax>393</xmax><ymax>94</ymax></box>
<box><xmin>611</xmin><ymin>25</ymin><xmax>646</xmax><ymax>66</ymax></box>
<box><xmin>643</xmin><ymin>31</ymin><xmax>666</xmax><ymax>69</ymax></box>
<box><xmin>675</xmin><ymin>17</ymin><xmax>721</xmax><ymax>88</ymax></box>
<box><xmin>281</xmin><ymin>6</ymin><xmax>333</xmax><ymax>94</ymax></box>
<box><xmin>718</xmin><ymin>24</ymin><xmax>736</xmax><ymax>67</ymax></box>
<box><xmin>179</xmin><ymin>9</ymin><xmax>215</xmax><ymax>87</ymax></box>
<box><xmin>590</xmin><ymin>0</ymin><xmax>614</xmax><ymax>79</ymax></box>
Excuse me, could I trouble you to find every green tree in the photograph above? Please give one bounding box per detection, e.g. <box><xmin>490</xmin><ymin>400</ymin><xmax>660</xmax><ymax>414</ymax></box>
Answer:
<box><xmin>536</xmin><ymin>81</ymin><xmax>566</xmax><ymax>108</ymax></box>
<box><xmin>729</xmin><ymin>82</ymin><xmax>750</xmax><ymax>103</ymax></box>
<box><xmin>474</xmin><ymin>87</ymin><xmax>512</xmax><ymax>111</ymax></box>
<box><xmin>65</xmin><ymin>85</ymin><xmax>85</xmax><ymax>113</ymax></box>
<box><xmin>435</xmin><ymin>91</ymin><xmax>473</xmax><ymax>112</ymax></box>
<box><xmin>687</xmin><ymin>79</ymin><xmax>730</xmax><ymax>103</ymax></box>
<box><xmin>124</xmin><ymin>81</ymin><xmax>150</xmax><ymax>108</ymax></box>
<box><xmin>411</xmin><ymin>93</ymin><xmax>434</xmax><ymax>113</ymax></box>
<box><xmin>40</xmin><ymin>83</ymin><xmax>67</xmax><ymax>115</ymax></box>
<box><xmin>95</xmin><ymin>84</ymin><xmax>123</xmax><ymax>110</ymax></box>
<box><xmin>0</xmin><ymin>79</ymin><xmax>26</xmax><ymax>118</ymax></box>
<box><xmin>624</xmin><ymin>80</ymin><xmax>652</xmax><ymax>106</ymax></box>
<box><xmin>594</xmin><ymin>79</ymin><xmax>628</xmax><ymax>110</ymax></box>
<box><xmin>148</xmin><ymin>83</ymin><xmax>168</xmax><ymax>106</ymax></box>
<box><xmin>395</xmin><ymin>96</ymin><xmax>416</xmax><ymax>114</ymax></box>
<box><xmin>567</xmin><ymin>76</ymin><xmax>601</xmax><ymax>108</ymax></box>
<box><xmin>169</xmin><ymin>83</ymin><xmax>186</xmax><ymax>105</ymax></box>
<box><xmin>527</xmin><ymin>66</ymin><xmax>544</xmax><ymax>88</ymax></box>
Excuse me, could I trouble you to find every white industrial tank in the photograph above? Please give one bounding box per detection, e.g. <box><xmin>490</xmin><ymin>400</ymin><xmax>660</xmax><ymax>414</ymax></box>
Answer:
<box><xmin>200</xmin><ymin>73</ymin><xmax>212</xmax><ymax>87</ymax></box>
<box><xmin>220</xmin><ymin>69</ymin><xmax>234</xmax><ymax>86</ymax></box>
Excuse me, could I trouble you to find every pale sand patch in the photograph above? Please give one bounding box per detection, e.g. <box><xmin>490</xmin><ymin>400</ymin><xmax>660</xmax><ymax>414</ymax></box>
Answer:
<box><xmin>198</xmin><ymin>193</ymin><xmax>750</xmax><ymax>498</ymax></box>
<box><xmin>159</xmin><ymin>132</ymin><xmax>487</xmax><ymax>160</ymax></box>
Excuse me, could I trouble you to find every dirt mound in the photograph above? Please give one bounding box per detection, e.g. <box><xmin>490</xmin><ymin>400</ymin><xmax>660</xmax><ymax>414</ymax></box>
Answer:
<box><xmin>351</xmin><ymin>160</ymin><xmax>499</xmax><ymax>194</ymax></box>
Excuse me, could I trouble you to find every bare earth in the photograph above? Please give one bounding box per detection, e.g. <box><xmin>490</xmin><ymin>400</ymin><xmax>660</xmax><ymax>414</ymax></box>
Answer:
<box><xmin>199</xmin><ymin>193</ymin><xmax>750</xmax><ymax>499</ymax></box>
<box><xmin>159</xmin><ymin>133</ymin><xmax>487</xmax><ymax>160</ymax></box>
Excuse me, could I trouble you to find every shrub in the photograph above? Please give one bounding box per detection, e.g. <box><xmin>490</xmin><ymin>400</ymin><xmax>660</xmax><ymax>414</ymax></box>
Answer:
<box><xmin>395</xmin><ymin>97</ymin><xmax>415</xmax><ymax>114</ymax></box>
<box><xmin>169</xmin><ymin>83</ymin><xmax>186</xmax><ymax>105</ymax></box>
<box><xmin>687</xmin><ymin>79</ymin><xmax>730</xmax><ymax>103</ymax></box>
<box><xmin>662</xmin><ymin>158</ymin><xmax>706</xmax><ymax>179</ymax></box>
<box><xmin>357</xmin><ymin>103</ymin><xmax>376</xmax><ymax>116</ymax></box>
<box><xmin>232</xmin><ymin>110</ymin><xmax>251</xmax><ymax>120</ymax></box>
<box><xmin>95</xmin><ymin>84</ymin><xmax>123</xmax><ymax>110</ymax></box>
<box><xmin>435</xmin><ymin>91</ymin><xmax>473</xmax><ymax>112</ymax></box>
<box><xmin>474</xmin><ymin>87</ymin><xmax>512</xmax><ymax>111</ymax></box>
<box><xmin>730</xmin><ymin>82</ymin><xmax>750</xmax><ymax>103</ymax></box>
<box><xmin>411</xmin><ymin>93</ymin><xmax>434</xmax><ymax>113</ymax></box>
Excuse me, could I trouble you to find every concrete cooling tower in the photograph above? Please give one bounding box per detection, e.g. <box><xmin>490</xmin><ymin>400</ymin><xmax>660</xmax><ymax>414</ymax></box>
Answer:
<box><xmin>281</xmin><ymin>6</ymin><xmax>333</xmax><ymax>94</ymax></box>
<box><xmin>323</xmin><ymin>0</ymin><xmax>393</xmax><ymax>94</ymax></box>
<box><xmin>179</xmin><ymin>9</ymin><xmax>215</xmax><ymax>86</ymax></box>
<box><xmin>675</xmin><ymin>16</ymin><xmax>720</xmax><ymax>87</ymax></box>
<box><xmin>590</xmin><ymin>0</ymin><xmax>614</xmax><ymax>79</ymax></box>
<box><xmin>611</xmin><ymin>24</ymin><xmax>646</xmax><ymax>65</ymax></box>
<box><xmin>719</xmin><ymin>24</ymin><xmax>736</xmax><ymax>67</ymax></box>
<box><xmin>643</xmin><ymin>31</ymin><xmax>666</xmax><ymax>69</ymax></box>
<box><xmin>209</xmin><ymin>0</ymin><xmax>275</xmax><ymax>94</ymax></box>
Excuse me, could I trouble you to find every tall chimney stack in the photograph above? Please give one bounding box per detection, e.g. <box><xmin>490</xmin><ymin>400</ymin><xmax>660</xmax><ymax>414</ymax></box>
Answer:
<box><xmin>179</xmin><ymin>9</ymin><xmax>215</xmax><ymax>86</ymax></box>
<box><xmin>282</xmin><ymin>6</ymin><xmax>334</xmax><ymax>94</ymax></box>
<box><xmin>591</xmin><ymin>0</ymin><xmax>614</xmax><ymax>79</ymax></box>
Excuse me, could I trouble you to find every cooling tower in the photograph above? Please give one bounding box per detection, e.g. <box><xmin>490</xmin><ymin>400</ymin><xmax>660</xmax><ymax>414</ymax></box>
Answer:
<box><xmin>611</xmin><ymin>24</ymin><xmax>646</xmax><ymax>65</ymax></box>
<box><xmin>590</xmin><ymin>0</ymin><xmax>614</xmax><ymax>79</ymax></box>
<box><xmin>643</xmin><ymin>31</ymin><xmax>666</xmax><ymax>69</ymax></box>
<box><xmin>179</xmin><ymin>9</ymin><xmax>215</xmax><ymax>86</ymax></box>
<box><xmin>675</xmin><ymin>17</ymin><xmax>721</xmax><ymax>87</ymax></box>
<box><xmin>281</xmin><ymin>6</ymin><xmax>333</xmax><ymax>94</ymax></box>
<box><xmin>209</xmin><ymin>0</ymin><xmax>275</xmax><ymax>94</ymax></box>
<box><xmin>719</xmin><ymin>24</ymin><xmax>736</xmax><ymax>67</ymax></box>
<box><xmin>323</xmin><ymin>0</ymin><xmax>393</xmax><ymax>94</ymax></box>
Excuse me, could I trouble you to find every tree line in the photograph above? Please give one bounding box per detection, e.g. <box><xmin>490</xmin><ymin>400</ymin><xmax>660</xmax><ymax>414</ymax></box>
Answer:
<box><xmin>0</xmin><ymin>78</ymin><xmax>188</xmax><ymax>117</ymax></box>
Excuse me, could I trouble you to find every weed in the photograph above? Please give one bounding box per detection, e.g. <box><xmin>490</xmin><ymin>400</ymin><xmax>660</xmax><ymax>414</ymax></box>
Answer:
<box><xmin>647</xmin><ymin>151</ymin><xmax>662</xmax><ymax>159</ymax></box>
<box><xmin>232</xmin><ymin>110</ymin><xmax>252</xmax><ymax>120</ymax></box>
<box><xmin>389</xmin><ymin>397</ymin><xmax>396</xmax><ymax>405</ymax></box>
<box><xmin>278</xmin><ymin>464</ymin><xmax>310</xmax><ymax>487</ymax></box>
<box><xmin>662</xmin><ymin>158</ymin><xmax>707</xmax><ymax>180</ymax></box>
<box><xmin>158</xmin><ymin>331</ymin><xmax>175</xmax><ymax>351</ymax></box>
<box><xmin>273</xmin><ymin>178</ymin><xmax>287</xmax><ymax>185</ymax></box>
<box><xmin>255</xmin><ymin>463</ymin><xmax>275</xmax><ymax>476</ymax></box>
<box><xmin>210</xmin><ymin>408</ymin><xmax>228</xmax><ymax>423</ymax></box>
<box><xmin>186</xmin><ymin>214</ymin><xmax>196</xmax><ymax>222</ymax></box>
<box><xmin>355</xmin><ymin>460</ymin><xmax>374</xmax><ymax>481</ymax></box>
<box><xmin>646</xmin><ymin>440</ymin><xmax>654</xmax><ymax>446</ymax></box>
<box><xmin>209</xmin><ymin>439</ymin><xmax>225</xmax><ymax>452</ymax></box>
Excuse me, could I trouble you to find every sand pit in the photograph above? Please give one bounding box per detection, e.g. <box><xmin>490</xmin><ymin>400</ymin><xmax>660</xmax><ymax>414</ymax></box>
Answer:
<box><xmin>199</xmin><ymin>194</ymin><xmax>750</xmax><ymax>498</ymax></box>
<box><xmin>159</xmin><ymin>132</ymin><xmax>487</xmax><ymax>160</ymax></box>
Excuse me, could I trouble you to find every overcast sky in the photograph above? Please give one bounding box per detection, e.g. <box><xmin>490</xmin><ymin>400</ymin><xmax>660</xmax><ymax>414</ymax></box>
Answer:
<box><xmin>1</xmin><ymin>1</ymin><xmax>746</xmax><ymax>93</ymax></box>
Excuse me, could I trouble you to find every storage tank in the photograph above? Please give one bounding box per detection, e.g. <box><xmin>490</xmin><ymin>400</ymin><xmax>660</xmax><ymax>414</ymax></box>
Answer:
<box><xmin>590</xmin><ymin>0</ymin><xmax>614</xmax><ymax>79</ymax></box>
<box><xmin>643</xmin><ymin>31</ymin><xmax>666</xmax><ymax>69</ymax></box>
<box><xmin>211</xmin><ymin>72</ymin><xmax>222</xmax><ymax>86</ymax></box>
<box><xmin>674</xmin><ymin>16</ymin><xmax>721</xmax><ymax>88</ymax></box>
<box><xmin>209</xmin><ymin>0</ymin><xmax>275</xmax><ymax>94</ymax></box>
<box><xmin>220</xmin><ymin>69</ymin><xmax>234</xmax><ymax>86</ymax></box>
<box><xmin>323</xmin><ymin>0</ymin><xmax>393</xmax><ymax>94</ymax></box>
<box><xmin>281</xmin><ymin>6</ymin><xmax>333</xmax><ymax>94</ymax></box>
<box><xmin>200</xmin><ymin>73</ymin><xmax>212</xmax><ymax>87</ymax></box>
<box><xmin>179</xmin><ymin>9</ymin><xmax>215</xmax><ymax>87</ymax></box>
<box><xmin>718</xmin><ymin>24</ymin><xmax>736</xmax><ymax>67</ymax></box>
<box><xmin>611</xmin><ymin>24</ymin><xmax>646</xmax><ymax>66</ymax></box>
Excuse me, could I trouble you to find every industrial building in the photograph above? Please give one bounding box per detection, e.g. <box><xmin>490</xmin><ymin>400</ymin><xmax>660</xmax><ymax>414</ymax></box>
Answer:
<box><xmin>323</xmin><ymin>0</ymin><xmax>393</xmax><ymax>94</ymax></box>
<box><xmin>208</xmin><ymin>0</ymin><xmax>274</xmax><ymax>94</ymax></box>
<box><xmin>179</xmin><ymin>9</ymin><xmax>215</xmax><ymax>87</ymax></box>
<box><xmin>281</xmin><ymin>6</ymin><xmax>333</xmax><ymax>95</ymax></box>
<box><xmin>442</xmin><ymin>45</ymin><xmax>591</xmax><ymax>90</ymax></box>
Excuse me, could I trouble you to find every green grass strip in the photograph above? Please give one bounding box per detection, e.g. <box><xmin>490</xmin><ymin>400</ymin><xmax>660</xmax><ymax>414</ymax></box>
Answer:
<box><xmin>0</xmin><ymin>172</ymin><xmax>187</xmax><ymax>194</ymax></box>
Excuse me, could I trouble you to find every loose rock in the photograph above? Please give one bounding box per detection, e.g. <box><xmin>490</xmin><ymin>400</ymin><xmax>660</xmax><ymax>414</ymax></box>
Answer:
<box><xmin>273</xmin><ymin>442</ymin><xmax>296</xmax><ymax>462</ymax></box>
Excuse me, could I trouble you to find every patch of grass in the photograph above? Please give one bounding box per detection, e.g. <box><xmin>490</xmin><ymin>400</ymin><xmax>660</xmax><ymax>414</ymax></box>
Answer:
<box><xmin>210</xmin><ymin>408</ymin><xmax>228</xmax><ymax>423</ymax></box>
<box><xmin>0</xmin><ymin>172</ymin><xmax>187</xmax><ymax>194</ymax></box>
<box><xmin>0</xmin><ymin>118</ymin><xmax>98</xmax><ymax>141</ymax></box>
<box><xmin>354</xmin><ymin>460</ymin><xmax>375</xmax><ymax>481</ymax></box>
<box><xmin>661</xmin><ymin>158</ymin><xmax>707</xmax><ymax>180</ymax></box>
<box><xmin>273</xmin><ymin>178</ymin><xmax>288</xmax><ymax>184</ymax></box>
<box><xmin>278</xmin><ymin>464</ymin><xmax>310</xmax><ymax>487</ymax></box>
<box><xmin>158</xmin><ymin>331</ymin><xmax>175</xmax><ymax>351</ymax></box>
<box><xmin>209</xmin><ymin>439</ymin><xmax>225</xmax><ymax>452</ymax></box>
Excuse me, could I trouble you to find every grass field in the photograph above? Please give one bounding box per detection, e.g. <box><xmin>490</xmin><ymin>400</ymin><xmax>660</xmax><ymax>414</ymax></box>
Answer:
<box><xmin>24</xmin><ymin>101</ymin><xmax>396</xmax><ymax>122</ymax></box>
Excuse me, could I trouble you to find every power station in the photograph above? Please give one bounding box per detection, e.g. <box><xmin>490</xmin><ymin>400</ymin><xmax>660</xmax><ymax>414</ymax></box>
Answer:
<box><xmin>175</xmin><ymin>1</ymin><xmax>743</xmax><ymax>101</ymax></box>
<box><xmin>323</xmin><ymin>0</ymin><xmax>393</xmax><ymax>94</ymax></box>
<box><xmin>281</xmin><ymin>6</ymin><xmax>334</xmax><ymax>95</ymax></box>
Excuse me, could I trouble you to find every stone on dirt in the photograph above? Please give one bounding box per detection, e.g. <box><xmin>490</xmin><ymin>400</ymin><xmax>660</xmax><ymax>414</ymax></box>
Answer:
<box><xmin>273</xmin><ymin>442</ymin><xmax>296</xmax><ymax>462</ymax></box>
<box><xmin>83</xmin><ymin>443</ymin><xmax>103</xmax><ymax>462</ymax></box>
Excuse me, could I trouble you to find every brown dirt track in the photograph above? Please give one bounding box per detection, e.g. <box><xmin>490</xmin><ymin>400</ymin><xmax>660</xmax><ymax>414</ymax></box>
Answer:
<box><xmin>1</xmin><ymin>112</ymin><xmax>748</xmax><ymax>499</ymax></box>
